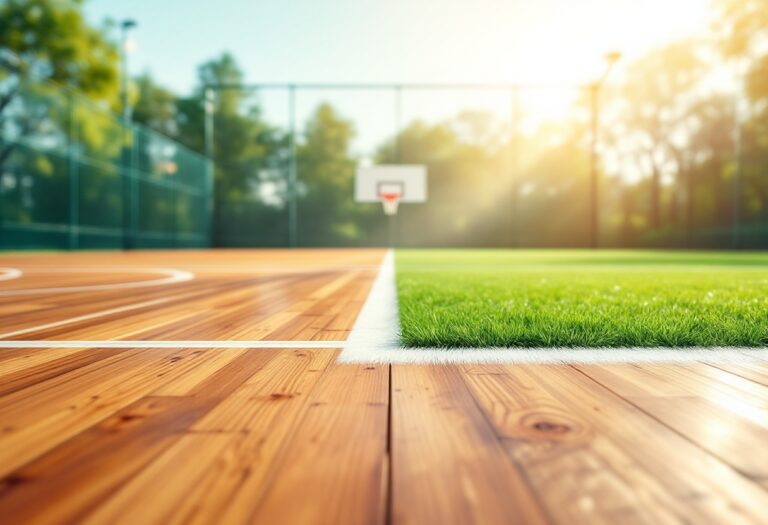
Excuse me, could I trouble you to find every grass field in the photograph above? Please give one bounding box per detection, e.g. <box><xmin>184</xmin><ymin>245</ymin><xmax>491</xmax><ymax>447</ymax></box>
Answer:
<box><xmin>395</xmin><ymin>250</ymin><xmax>768</xmax><ymax>348</ymax></box>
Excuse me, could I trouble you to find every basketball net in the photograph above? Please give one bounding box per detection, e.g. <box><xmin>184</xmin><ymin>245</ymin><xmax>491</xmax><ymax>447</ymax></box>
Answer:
<box><xmin>380</xmin><ymin>192</ymin><xmax>401</xmax><ymax>216</ymax></box>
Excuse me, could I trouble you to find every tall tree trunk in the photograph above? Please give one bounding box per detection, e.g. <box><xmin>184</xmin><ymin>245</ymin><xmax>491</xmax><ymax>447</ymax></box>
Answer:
<box><xmin>650</xmin><ymin>164</ymin><xmax>661</xmax><ymax>232</ymax></box>
<box><xmin>622</xmin><ymin>184</ymin><xmax>633</xmax><ymax>246</ymax></box>
<box><xmin>685</xmin><ymin>168</ymin><xmax>694</xmax><ymax>247</ymax></box>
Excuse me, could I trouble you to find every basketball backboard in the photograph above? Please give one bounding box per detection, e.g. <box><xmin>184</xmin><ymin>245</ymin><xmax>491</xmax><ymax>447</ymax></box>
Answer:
<box><xmin>355</xmin><ymin>165</ymin><xmax>427</xmax><ymax>215</ymax></box>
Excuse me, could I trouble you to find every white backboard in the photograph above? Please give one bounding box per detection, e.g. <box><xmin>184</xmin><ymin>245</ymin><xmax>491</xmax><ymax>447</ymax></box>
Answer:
<box><xmin>355</xmin><ymin>165</ymin><xmax>428</xmax><ymax>203</ymax></box>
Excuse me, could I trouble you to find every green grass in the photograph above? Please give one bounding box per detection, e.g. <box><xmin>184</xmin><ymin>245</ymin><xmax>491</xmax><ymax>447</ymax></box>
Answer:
<box><xmin>396</xmin><ymin>250</ymin><xmax>768</xmax><ymax>348</ymax></box>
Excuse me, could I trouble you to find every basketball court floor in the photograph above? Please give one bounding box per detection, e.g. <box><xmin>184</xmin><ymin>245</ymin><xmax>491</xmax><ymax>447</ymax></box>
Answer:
<box><xmin>2</xmin><ymin>249</ymin><xmax>768</xmax><ymax>524</ymax></box>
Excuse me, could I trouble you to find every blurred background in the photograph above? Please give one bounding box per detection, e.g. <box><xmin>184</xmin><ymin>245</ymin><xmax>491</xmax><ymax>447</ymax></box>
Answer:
<box><xmin>1</xmin><ymin>0</ymin><xmax>766</xmax><ymax>249</ymax></box>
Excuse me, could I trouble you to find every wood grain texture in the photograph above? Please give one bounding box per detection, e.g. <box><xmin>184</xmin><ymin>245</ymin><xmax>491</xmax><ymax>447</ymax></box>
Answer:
<box><xmin>2</xmin><ymin>249</ymin><xmax>768</xmax><ymax>524</ymax></box>
<box><xmin>390</xmin><ymin>365</ymin><xmax>549</xmax><ymax>525</ymax></box>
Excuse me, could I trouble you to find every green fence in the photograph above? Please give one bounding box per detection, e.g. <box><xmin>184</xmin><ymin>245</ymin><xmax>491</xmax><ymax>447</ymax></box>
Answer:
<box><xmin>0</xmin><ymin>79</ymin><xmax>212</xmax><ymax>250</ymax></box>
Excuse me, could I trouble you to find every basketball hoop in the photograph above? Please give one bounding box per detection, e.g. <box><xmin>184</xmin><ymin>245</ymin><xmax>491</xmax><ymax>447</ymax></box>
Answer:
<box><xmin>379</xmin><ymin>191</ymin><xmax>402</xmax><ymax>216</ymax></box>
<box><xmin>355</xmin><ymin>165</ymin><xmax>427</xmax><ymax>218</ymax></box>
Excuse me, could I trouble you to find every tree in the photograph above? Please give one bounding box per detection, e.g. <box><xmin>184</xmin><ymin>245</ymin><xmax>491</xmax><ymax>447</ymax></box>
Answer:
<box><xmin>296</xmin><ymin>103</ymin><xmax>362</xmax><ymax>245</ymax></box>
<box><xmin>177</xmin><ymin>53</ymin><xmax>286</xmax><ymax>246</ymax></box>
<box><xmin>614</xmin><ymin>41</ymin><xmax>705</xmax><ymax>234</ymax></box>
<box><xmin>132</xmin><ymin>73</ymin><xmax>179</xmax><ymax>138</ymax></box>
<box><xmin>0</xmin><ymin>0</ymin><xmax>119</xmax><ymax>100</ymax></box>
<box><xmin>0</xmin><ymin>0</ymin><xmax>121</xmax><ymax>175</ymax></box>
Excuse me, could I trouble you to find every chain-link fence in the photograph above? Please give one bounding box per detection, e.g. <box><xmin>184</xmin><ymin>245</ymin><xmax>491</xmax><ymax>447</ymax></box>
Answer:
<box><xmin>0</xmin><ymin>79</ymin><xmax>212</xmax><ymax>250</ymax></box>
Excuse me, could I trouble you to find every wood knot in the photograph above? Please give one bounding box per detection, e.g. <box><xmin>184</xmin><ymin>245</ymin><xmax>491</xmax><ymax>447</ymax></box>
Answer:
<box><xmin>532</xmin><ymin>421</ymin><xmax>571</xmax><ymax>434</ymax></box>
<box><xmin>270</xmin><ymin>393</ymin><xmax>295</xmax><ymax>400</ymax></box>
<box><xmin>2</xmin><ymin>474</ymin><xmax>29</xmax><ymax>488</ymax></box>
<box><xmin>518</xmin><ymin>411</ymin><xmax>586</xmax><ymax>442</ymax></box>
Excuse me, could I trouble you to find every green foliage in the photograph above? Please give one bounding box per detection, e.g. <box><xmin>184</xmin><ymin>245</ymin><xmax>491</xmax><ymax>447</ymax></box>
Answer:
<box><xmin>175</xmin><ymin>53</ymin><xmax>288</xmax><ymax>245</ymax></box>
<box><xmin>397</xmin><ymin>249</ymin><xmax>768</xmax><ymax>347</ymax></box>
<box><xmin>297</xmin><ymin>103</ymin><xmax>364</xmax><ymax>244</ymax></box>
<box><xmin>132</xmin><ymin>74</ymin><xmax>178</xmax><ymax>137</ymax></box>
<box><xmin>0</xmin><ymin>0</ymin><xmax>119</xmax><ymax>101</ymax></box>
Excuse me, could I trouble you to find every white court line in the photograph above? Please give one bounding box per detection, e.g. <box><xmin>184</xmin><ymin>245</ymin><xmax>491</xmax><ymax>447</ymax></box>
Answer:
<box><xmin>0</xmin><ymin>267</ymin><xmax>193</xmax><ymax>296</ymax></box>
<box><xmin>1</xmin><ymin>340</ymin><xmax>765</xmax><ymax>364</ymax></box>
<box><xmin>338</xmin><ymin>250</ymin><xmax>768</xmax><ymax>364</ymax></box>
<box><xmin>0</xmin><ymin>267</ymin><xmax>22</xmax><ymax>281</ymax></box>
<box><xmin>0</xmin><ymin>340</ymin><xmax>345</xmax><ymax>349</ymax></box>
<box><xmin>0</xmin><ymin>296</ymin><xmax>178</xmax><ymax>339</ymax></box>
<box><xmin>340</xmin><ymin>346</ymin><xmax>768</xmax><ymax>364</ymax></box>
<box><xmin>339</xmin><ymin>249</ymin><xmax>401</xmax><ymax>361</ymax></box>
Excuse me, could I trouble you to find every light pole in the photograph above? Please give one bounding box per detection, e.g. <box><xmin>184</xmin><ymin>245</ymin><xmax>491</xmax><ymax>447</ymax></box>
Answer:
<box><xmin>589</xmin><ymin>51</ymin><xmax>621</xmax><ymax>249</ymax></box>
<box><xmin>119</xmin><ymin>19</ymin><xmax>137</xmax><ymax>250</ymax></box>
<box><xmin>119</xmin><ymin>19</ymin><xmax>137</xmax><ymax>122</ymax></box>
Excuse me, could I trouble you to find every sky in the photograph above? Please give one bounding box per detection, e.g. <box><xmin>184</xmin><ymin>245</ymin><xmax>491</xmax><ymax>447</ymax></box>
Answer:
<box><xmin>85</xmin><ymin>0</ymin><xmax>715</xmax><ymax>153</ymax></box>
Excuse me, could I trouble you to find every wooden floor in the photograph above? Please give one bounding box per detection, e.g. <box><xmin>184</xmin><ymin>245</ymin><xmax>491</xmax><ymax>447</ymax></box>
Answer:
<box><xmin>2</xmin><ymin>249</ymin><xmax>768</xmax><ymax>524</ymax></box>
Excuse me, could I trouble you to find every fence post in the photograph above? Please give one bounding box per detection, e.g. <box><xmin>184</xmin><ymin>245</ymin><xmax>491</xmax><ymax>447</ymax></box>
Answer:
<box><xmin>68</xmin><ymin>91</ymin><xmax>79</xmax><ymax>250</ymax></box>
<box><xmin>204</xmin><ymin>88</ymin><xmax>215</xmax><ymax>247</ymax></box>
<box><xmin>288</xmin><ymin>85</ymin><xmax>298</xmax><ymax>247</ymax></box>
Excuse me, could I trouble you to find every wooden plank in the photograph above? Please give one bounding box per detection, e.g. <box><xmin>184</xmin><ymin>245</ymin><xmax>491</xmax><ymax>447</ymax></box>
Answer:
<box><xmin>0</xmin><ymin>347</ymin><xmax>218</xmax><ymax>475</ymax></box>
<box><xmin>0</xmin><ymin>350</ymin><xmax>278</xmax><ymax>524</ymax></box>
<box><xmin>462</xmin><ymin>364</ymin><xmax>691</xmax><ymax>525</ymax></box>
<box><xmin>0</xmin><ymin>396</ymin><xmax>213</xmax><ymax>524</ymax></box>
<box><xmin>0</xmin><ymin>347</ymin><xmax>127</xmax><ymax>397</ymax></box>
<box><xmin>707</xmin><ymin>361</ymin><xmax>768</xmax><ymax>388</ymax></box>
<box><xmin>390</xmin><ymin>365</ymin><xmax>548</xmax><ymax>525</ymax></box>
<box><xmin>525</xmin><ymin>365</ymin><xmax>768</xmax><ymax>524</ymax></box>
<box><xmin>579</xmin><ymin>363</ymin><xmax>768</xmax><ymax>486</ymax></box>
<box><xmin>250</xmin><ymin>362</ymin><xmax>389</xmax><ymax>525</ymax></box>
<box><xmin>149</xmin><ymin>348</ymin><xmax>246</xmax><ymax>396</ymax></box>
<box><xmin>81</xmin><ymin>348</ymin><xmax>336</xmax><ymax>525</ymax></box>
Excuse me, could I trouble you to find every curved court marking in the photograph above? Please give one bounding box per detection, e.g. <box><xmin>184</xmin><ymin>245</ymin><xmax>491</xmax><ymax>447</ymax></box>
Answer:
<box><xmin>0</xmin><ymin>268</ymin><xmax>22</xmax><ymax>282</ymax></box>
<box><xmin>0</xmin><ymin>267</ymin><xmax>194</xmax><ymax>296</ymax></box>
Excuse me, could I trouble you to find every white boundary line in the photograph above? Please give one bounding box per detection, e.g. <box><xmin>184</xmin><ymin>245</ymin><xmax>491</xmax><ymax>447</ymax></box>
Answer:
<box><xmin>0</xmin><ymin>340</ymin><xmax>345</xmax><ymax>349</ymax></box>
<box><xmin>340</xmin><ymin>346</ymin><xmax>768</xmax><ymax>364</ymax></box>
<box><xmin>339</xmin><ymin>249</ymin><xmax>400</xmax><ymax>362</ymax></box>
<box><xmin>0</xmin><ymin>267</ymin><xmax>22</xmax><ymax>281</ymax></box>
<box><xmin>338</xmin><ymin>250</ymin><xmax>768</xmax><ymax>364</ymax></box>
<box><xmin>0</xmin><ymin>267</ymin><xmax>193</xmax><ymax>296</ymax></box>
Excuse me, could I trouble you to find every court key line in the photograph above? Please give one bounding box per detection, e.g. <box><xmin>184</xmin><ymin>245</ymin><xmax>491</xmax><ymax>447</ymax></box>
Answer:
<box><xmin>0</xmin><ymin>268</ymin><xmax>193</xmax><ymax>296</ymax></box>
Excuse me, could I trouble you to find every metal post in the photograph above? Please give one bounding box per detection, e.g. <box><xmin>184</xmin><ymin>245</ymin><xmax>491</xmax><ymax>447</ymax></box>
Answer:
<box><xmin>120</xmin><ymin>32</ymin><xmax>128</xmax><ymax>123</ymax></box>
<box><xmin>589</xmin><ymin>83</ymin><xmax>600</xmax><ymax>249</ymax></box>
<box><xmin>389</xmin><ymin>86</ymin><xmax>404</xmax><ymax>248</ymax></box>
<box><xmin>288</xmin><ymin>85</ymin><xmax>298</xmax><ymax>247</ymax></box>
<box><xmin>510</xmin><ymin>86</ymin><xmax>520</xmax><ymax>247</ymax></box>
<box><xmin>119</xmin><ymin>20</ymin><xmax>136</xmax><ymax>250</ymax></box>
<box><xmin>119</xmin><ymin>20</ymin><xmax>136</xmax><ymax>122</ymax></box>
<box><xmin>131</xmin><ymin>128</ymin><xmax>140</xmax><ymax>247</ymax></box>
<box><xmin>204</xmin><ymin>88</ymin><xmax>215</xmax><ymax>247</ymax></box>
<box><xmin>68</xmin><ymin>92</ymin><xmax>79</xmax><ymax>249</ymax></box>
<box><xmin>732</xmin><ymin>62</ymin><xmax>744</xmax><ymax>250</ymax></box>
<box><xmin>394</xmin><ymin>85</ymin><xmax>402</xmax><ymax>162</ymax></box>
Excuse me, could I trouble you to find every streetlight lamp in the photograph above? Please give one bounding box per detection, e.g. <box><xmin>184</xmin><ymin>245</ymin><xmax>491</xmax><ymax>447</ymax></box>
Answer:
<box><xmin>589</xmin><ymin>51</ymin><xmax>621</xmax><ymax>249</ymax></box>
<box><xmin>119</xmin><ymin>19</ymin><xmax>138</xmax><ymax>123</ymax></box>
